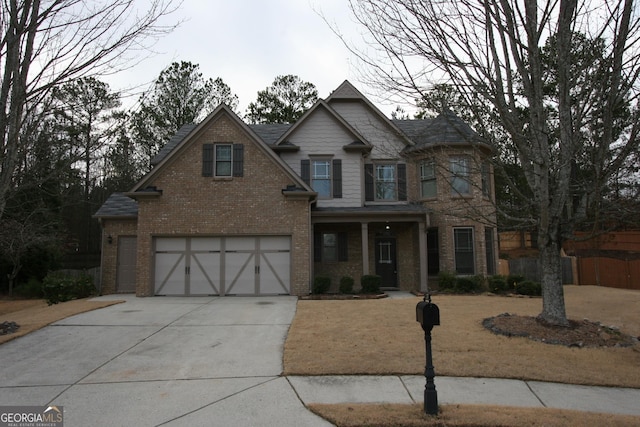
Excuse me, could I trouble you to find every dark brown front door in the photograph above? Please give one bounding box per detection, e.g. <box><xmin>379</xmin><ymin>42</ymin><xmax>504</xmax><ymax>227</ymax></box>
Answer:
<box><xmin>375</xmin><ymin>237</ymin><xmax>398</xmax><ymax>287</ymax></box>
<box><xmin>116</xmin><ymin>236</ymin><xmax>137</xmax><ymax>293</ymax></box>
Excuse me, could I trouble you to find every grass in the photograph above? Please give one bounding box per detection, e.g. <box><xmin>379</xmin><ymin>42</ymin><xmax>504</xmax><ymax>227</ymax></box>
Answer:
<box><xmin>284</xmin><ymin>285</ymin><xmax>640</xmax><ymax>426</ymax></box>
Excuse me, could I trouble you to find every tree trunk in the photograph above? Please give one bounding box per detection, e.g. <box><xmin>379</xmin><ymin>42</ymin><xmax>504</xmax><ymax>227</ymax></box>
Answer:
<box><xmin>538</xmin><ymin>237</ymin><xmax>569</xmax><ymax>326</ymax></box>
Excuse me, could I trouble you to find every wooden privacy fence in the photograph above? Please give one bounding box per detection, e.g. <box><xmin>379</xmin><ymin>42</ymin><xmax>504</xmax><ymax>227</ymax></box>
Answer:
<box><xmin>576</xmin><ymin>256</ymin><xmax>640</xmax><ymax>290</ymax></box>
<box><xmin>507</xmin><ymin>257</ymin><xmax>574</xmax><ymax>285</ymax></box>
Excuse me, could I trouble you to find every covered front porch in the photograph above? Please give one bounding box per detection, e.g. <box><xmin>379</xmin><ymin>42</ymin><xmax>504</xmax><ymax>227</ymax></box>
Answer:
<box><xmin>311</xmin><ymin>205</ymin><xmax>430</xmax><ymax>293</ymax></box>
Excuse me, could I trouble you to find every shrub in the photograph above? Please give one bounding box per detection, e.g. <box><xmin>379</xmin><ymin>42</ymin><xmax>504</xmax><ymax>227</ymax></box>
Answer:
<box><xmin>507</xmin><ymin>274</ymin><xmax>526</xmax><ymax>289</ymax></box>
<box><xmin>437</xmin><ymin>271</ymin><xmax>457</xmax><ymax>292</ymax></box>
<box><xmin>454</xmin><ymin>277</ymin><xmax>482</xmax><ymax>293</ymax></box>
<box><xmin>360</xmin><ymin>275</ymin><xmax>381</xmax><ymax>294</ymax></box>
<box><xmin>313</xmin><ymin>276</ymin><xmax>331</xmax><ymax>294</ymax></box>
<box><xmin>14</xmin><ymin>278</ymin><xmax>44</xmax><ymax>299</ymax></box>
<box><xmin>339</xmin><ymin>276</ymin><xmax>354</xmax><ymax>294</ymax></box>
<box><xmin>42</xmin><ymin>272</ymin><xmax>96</xmax><ymax>305</ymax></box>
<box><xmin>515</xmin><ymin>280</ymin><xmax>542</xmax><ymax>296</ymax></box>
<box><xmin>488</xmin><ymin>275</ymin><xmax>509</xmax><ymax>294</ymax></box>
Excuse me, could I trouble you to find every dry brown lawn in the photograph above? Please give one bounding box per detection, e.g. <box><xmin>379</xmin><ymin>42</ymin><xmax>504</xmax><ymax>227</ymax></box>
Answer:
<box><xmin>0</xmin><ymin>298</ymin><xmax>123</xmax><ymax>344</ymax></box>
<box><xmin>284</xmin><ymin>285</ymin><xmax>640</xmax><ymax>388</ymax></box>
<box><xmin>309</xmin><ymin>403</ymin><xmax>640</xmax><ymax>427</ymax></box>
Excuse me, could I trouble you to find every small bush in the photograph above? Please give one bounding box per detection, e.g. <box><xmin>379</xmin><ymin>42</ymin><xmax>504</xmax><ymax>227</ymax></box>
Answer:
<box><xmin>488</xmin><ymin>275</ymin><xmax>509</xmax><ymax>294</ymax></box>
<box><xmin>339</xmin><ymin>276</ymin><xmax>354</xmax><ymax>294</ymax></box>
<box><xmin>42</xmin><ymin>272</ymin><xmax>96</xmax><ymax>305</ymax></box>
<box><xmin>15</xmin><ymin>278</ymin><xmax>44</xmax><ymax>299</ymax></box>
<box><xmin>313</xmin><ymin>276</ymin><xmax>331</xmax><ymax>294</ymax></box>
<box><xmin>515</xmin><ymin>280</ymin><xmax>542</xmax><ymax>296</ymax></box>
<box><xmin>454</xmin><ymin>277</ymin><xmax>482</xmax><ymax>293</ymax></box>
<box><xmin>360</xmin><ymin>275</ymin><xmax>381</xmax><ymax>294</ymax></box>
<box><xmin>507</xmin><ymin>274</ymin><xmax>526</xmax><ymax>289</ymax></box>
<box><xmin>437</xmin><ymin>271</ymin><xmax>457</xmax><ymax>292</ymax></box>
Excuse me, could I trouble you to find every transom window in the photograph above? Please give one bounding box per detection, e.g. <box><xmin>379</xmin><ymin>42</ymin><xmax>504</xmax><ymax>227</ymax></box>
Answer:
<box><xmin>215</xmin><ymin>144</ymin><xmax>232</xmax><ymax>177</ymax></box>
<box><xmin>312</xmin><ymin>159</ymin><xmax>331</xmax><ymax>198</ymax></box>
<box><xmin>375</xmin><ymin>164</ymin><xmax>397</xmax><ymax>200</ymax></box>
<box><xmin>420</xmin><ymin>160</ymin><xmax>437</xmax><ymax>198</ymax></box>
<box><xmin>450</xmin><ymin>157</ymin><xmax>471</xmax><ymax>195</ymax></box>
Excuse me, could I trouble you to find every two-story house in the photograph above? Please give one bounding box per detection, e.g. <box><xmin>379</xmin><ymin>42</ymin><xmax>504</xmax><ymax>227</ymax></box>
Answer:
<box><xmin>94</xmin><ymin>81</ymin><xmax>497</xmax><ymax>296</ymax></box>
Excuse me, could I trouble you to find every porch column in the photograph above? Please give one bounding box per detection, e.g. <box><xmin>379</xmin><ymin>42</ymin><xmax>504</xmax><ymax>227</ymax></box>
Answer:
<box><xmin>361</xmin><ymin>222</ymin><xmax>369</xmax><ymax>275</ymax></box>
<box><xmin>419</xmin><ymin>220</ymin><xmax>428</xmax><ymax>292</ymax></box>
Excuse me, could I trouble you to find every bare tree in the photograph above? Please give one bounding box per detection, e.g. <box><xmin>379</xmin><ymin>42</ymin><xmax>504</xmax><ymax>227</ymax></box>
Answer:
<box><xmin>0</xmin><ymin>0</ymin><xmax>180</xmax><ymax>220</ymax></box>
<box><xmin>345</xmin><ymin>0</ymin><xmax>640</xmax><ymax>325</ymax></box>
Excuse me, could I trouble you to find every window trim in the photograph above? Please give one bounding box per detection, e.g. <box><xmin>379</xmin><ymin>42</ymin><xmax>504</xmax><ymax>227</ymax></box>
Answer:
<box><xmin>450</xmin><ymin>156</ymin><xmax>471</xmax><ymax>196</ymax></box>
<box><xmin>374</xmin><ymin>162</ymin><xmax>397</xmax><ymax>201</ymax></box>
<box><xmin>420</xmin><ymin>159</ymin><xmax>437</xmax><ymax>199</ymax></box>
<box><xmin>311</xmin><ymin>157</ymin><xmax>332</xmax><ymax>199</ymax></box>
<box><xmin>453</xmin><ymin>227</ymin><xmax>475</xmax><ymax>275</ymax></box>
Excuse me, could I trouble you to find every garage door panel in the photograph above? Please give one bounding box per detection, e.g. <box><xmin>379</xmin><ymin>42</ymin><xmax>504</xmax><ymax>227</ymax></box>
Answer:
<box><xmin>155</xmin><ymin>253</ymin><xmax>186</xmax><ymax>295</ymax></box>
<box><xmin>190</xmin><ymin>253</ymin><xmax>220</xmax><ymax>295</ymax></box>
<box><xmin>191</xmin><ymin>237</ymin><xmax>221</xmax><ymax>251</ymax></box>
<box><xmin>156</xmin><ymin>238</ymin><xmax>185</xmax><ymax>251</ymax></box>
<box><xmin>225</xmin><ymin>252</ymin><xmax>255</xmax><ymax>295</ymax></box>
<box><xmin>260</xmin><ymin>251</ymin><xmax>290</xmax><ymax>294</ymax></box>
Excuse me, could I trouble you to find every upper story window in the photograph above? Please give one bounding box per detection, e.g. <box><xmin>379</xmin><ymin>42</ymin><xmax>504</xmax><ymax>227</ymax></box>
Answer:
<box><xmin>376</xmin><ymin>164</ymin><xmax>396</xmax><ymax>200</ymax></box>
<box><xmin>481</xmin><ymin>161</ymin><xmax>491</xmax><ymax>198</ymax></box>
<box><xmin>364</xmin><ymin>162</ymin><xmax>407</xmax><ymax>202</ymax></box>
<box><xmin>454</xmin><ymin>227</ymin><xmax>475</xmax><ymax>275</ymax></box>
<box><xmin>450</xmin><ymin>157</ymin><xmax>471</xmax><ymax>196</ymax></box>
<box><xmin>312</xmin><ymin>159</ymin><xmax>332</xmax><ymax>197</ymax></box>
<box><xmin>301</xmin><ymin>158</ymin><xmax>342</xmax><ymax>199</ymax></box>
<box><xmin>420</xmin><ymin>160</ymin><xmax>437</xmax><ymax>198</ymax></box>
<box><xmin>202</xmin><ymin>143</ymin><xmax>244</xmax><ymax>178</ymax></box>
<box><xmin>215</xmin><ymin>144</ymin><xmax>232</xmax><ymax>177</ymax></box>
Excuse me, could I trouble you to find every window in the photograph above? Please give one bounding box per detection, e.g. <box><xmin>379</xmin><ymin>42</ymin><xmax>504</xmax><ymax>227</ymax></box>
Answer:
<box><xmin>378</xmin><ymin>241</ymin><xmax>393</xmax><ymax>264</ymax></box>
<box><xmin>454</xmin><ymin>227</ymin><xmax>475</xmax><ymax>274</ymax></box>
<box><xmin>481</xmin><ymin>161</ymin><xmax>491</xmax><ymax>198</ymax></box>
<box><xmin>215</xmin><ymin>144</ymin><xmax>232</xmax><ymax>177</ymax></box>
<box><xmin>485</xmin><ymin>227</ymin><xmax>496</xmax><ymax>275</ymax></box>
<box><xmin>450</xmin><ymin>157</ymin><xmax>471</xmax><ymax>195</ymax></box>
<box><xmin>427</xmin><ymin>228</ymin><xmax>440</xmax><ymax>275</ymax></box>
<box><xmin>312</xmin><ymin>159</ymin><xmax>331</xmax><ymax>197</ymax></box>
<box><xmin>420</xmin><ymin>160</ymin><xmax>437</xmax><ymax>198</ymax></box>
<box><xmin>376</xmin><ymin>164</ymin><xmax>396</xmax><ymax>200</ymax></box>
<box><xmin>202</xmin><ymin>143</ymin><xmax>243</xmax><ymax>177</ymax></box>
<box><xmin>314</xmin><ymin>232</ymin><xmax>348</xmax><ymax>262</ymax></box>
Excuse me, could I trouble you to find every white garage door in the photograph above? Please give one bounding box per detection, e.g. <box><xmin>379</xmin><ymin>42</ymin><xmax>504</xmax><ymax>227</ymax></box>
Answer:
<box><xmin>154</xmin><ymin>236</ymin><xmax>290</xmax><ymax>296</ymax></box>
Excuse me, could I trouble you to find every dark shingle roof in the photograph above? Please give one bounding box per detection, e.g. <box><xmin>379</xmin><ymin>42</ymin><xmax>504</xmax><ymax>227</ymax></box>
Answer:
<box><xmin>150</xmin><ymin>123</ymin><xmax>198</xmax><ymax>166</ymax></box>
<box><xmin>93</xmin><ymin>193</ymin><xmax>138</xmax><ymax>218</ymax></box>
<box><xmin>248</xmin><ymin>123</ymin><xmax>292</xmax><ymax>145</ymax></box>
<box><xmin>393</xmin><ymin>110</ymin><xmax>489</xmax><ymax>151</ymax></box>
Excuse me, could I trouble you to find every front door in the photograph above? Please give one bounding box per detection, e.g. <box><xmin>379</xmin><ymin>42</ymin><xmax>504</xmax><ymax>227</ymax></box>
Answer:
<box><xmin>116</xmin><ymin>236</ymin><xmax>137</xmax><ymax>293</ymax></box>
<box><xmin>375</xmin><ymin>237</ymin><xmax>398</xmax><ymax>287</ymax></box>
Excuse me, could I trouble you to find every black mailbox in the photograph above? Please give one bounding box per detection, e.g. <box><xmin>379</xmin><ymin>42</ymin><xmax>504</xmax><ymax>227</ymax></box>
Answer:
<box><xmin>416</xmin><ymin>301</ymin><xmax>440</xmax><ymax>328</ymax></box>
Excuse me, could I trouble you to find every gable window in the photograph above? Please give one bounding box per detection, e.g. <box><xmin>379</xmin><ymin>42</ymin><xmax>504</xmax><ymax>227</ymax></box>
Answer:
<box><xmin>215</xmin><ymin>144</ymin><xmax>232</xmax><ymax>177</ymax></box>
<box><xmin>450</xmin><ymin>157</ymin><xmax>471</xmax><ymax>196</ymax></box>
<box><xmin>314</xmin><ymin>232</ymin><xmax>348</xmax><ymax>262</ymax></box>
<box><xmin>365</xmin><ymin>163</ymin><xmax>407</xmax><ymax>202</ymax></box>
<box><xmin>202</xmin><ymin>143</ymin><xmax>244</xmax><ymax>177</ymax></box>
<box><xmin>301</xmin><ymin>159</ymin><xmax>342</xmax><ymax>198</ymax></box>
<box><xmin>420</xmin><ymin>160</ymin><xmax>437</xmax><ymax>198</ymax></box>
<box><xmin>312</xmin><ymin>159</ymin><xmax>331</xmax><ymax>197</ymax></box>
<box><xmin>454</xmin><ymin>227</ymin><xmax>475</xmax><ymax>275</ymax></box>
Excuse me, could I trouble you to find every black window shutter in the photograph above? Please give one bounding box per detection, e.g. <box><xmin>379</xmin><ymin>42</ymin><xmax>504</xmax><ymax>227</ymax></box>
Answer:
<box><xmin>202</xmin><ymin>144</ymin><xmax>213</xmax><ymax>177</ymax></box>
<box><xmin>332</xmin><ymin>159</ymin><xmax>342</xmax><ymax>198</ymax></box>
<box><xmin>313</xmin><ymin>232</ymin><xmax>321</xmax><ymax>262</ymax></box>
<box><xmin>232</xmin><ymin>144</ymin><xmax>244</xmax><ymax>177</ymax></box>
<box><xmin>364</xmin><ymin>164</ymin><xmax>374</xmax><ymax>201</ymax></box>
<box><xmin>338</xmin><ymin>232</ymin><xmax>348</xmax><ymax>261</ymax></box>
<box><xmin>301</xmin><ymin>159</ymin><xmax>310</xmax><ymax>185</ymax></box>
<box><xmin>398</xmin><ymin>163</ymin><xmax>407</xmax><ymax>201</ymax></box>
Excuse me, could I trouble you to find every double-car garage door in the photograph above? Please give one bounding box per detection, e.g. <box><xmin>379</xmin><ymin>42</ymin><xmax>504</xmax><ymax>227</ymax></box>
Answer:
<box><xmin>154</xmin><ymin>236</ymin><xmax>291</xmax><ymax>296</ymax></box>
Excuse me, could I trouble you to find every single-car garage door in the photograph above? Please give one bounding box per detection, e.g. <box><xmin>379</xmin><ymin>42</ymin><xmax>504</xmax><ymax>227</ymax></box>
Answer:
<box><xmin>154</xmin><ymin>236</ymin><xmax>290</xmax><ymax>296</ymax></box>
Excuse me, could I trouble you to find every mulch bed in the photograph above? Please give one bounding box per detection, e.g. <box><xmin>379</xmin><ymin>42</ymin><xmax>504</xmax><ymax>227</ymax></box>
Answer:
<box><xmin>483</xmin><ymin>313</ymin><xmax>638</xmax><ymax>348</ymax></box>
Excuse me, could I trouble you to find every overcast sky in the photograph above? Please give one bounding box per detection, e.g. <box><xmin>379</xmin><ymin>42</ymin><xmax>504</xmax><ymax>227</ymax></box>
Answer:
<box><xmin>105</xmin><ymin>0</ymin><xmax>403</xmax><ymax>117</ymax></box>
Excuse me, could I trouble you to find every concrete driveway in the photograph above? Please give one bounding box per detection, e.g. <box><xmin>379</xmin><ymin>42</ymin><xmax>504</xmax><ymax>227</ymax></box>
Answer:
<box><xmin>0</xmin><ymin>295</ymin><xmax>332</xmax><ymax>426</ymax></box>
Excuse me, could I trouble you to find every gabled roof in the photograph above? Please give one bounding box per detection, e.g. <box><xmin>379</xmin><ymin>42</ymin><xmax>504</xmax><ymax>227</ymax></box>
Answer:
<box><xmin>327</xmin><ymin>80</ymin><xmax>414</xmax><ymax>147</ymax></box>
<box><xmin>93</xmin><ymin>193</ymin><xmax>138</xmax><ymax>218</ymax></box>
<box><xmin>271</xmin><ymin>99</ymin><xmax>371</xmax><ymax>150</ymax></box>
<box><xmin>151</xmin><ymin>124</ymin><xmax>197</xmax><ymax>166</ymax></box>
<box><xmin>249</xmin><ymin>123</ymin><xmax>292</xmax><ymax>145</ymax></box>
<box><xmin>129</xmin><ymin>104</ymin><xmax>313</xmax><ymax>195</ymax></box>
<box><xmin>394</xmin><ymin>110</ymin><xmax>493</xmax><ymax>153</ymax></box>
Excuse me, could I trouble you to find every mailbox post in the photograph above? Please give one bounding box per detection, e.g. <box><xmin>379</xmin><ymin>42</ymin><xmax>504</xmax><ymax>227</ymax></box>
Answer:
<box><xmin>416</xmin><ymin>293</ymin><xmax>440</xmax><ymax>415</ymax></box>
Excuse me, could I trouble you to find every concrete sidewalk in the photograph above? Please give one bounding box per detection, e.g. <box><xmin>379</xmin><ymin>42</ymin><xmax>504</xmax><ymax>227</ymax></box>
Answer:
<box><xmin>0</xmin><ymin>294</ymin><xmax>638</xmax><ymax>426</ymax></box>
